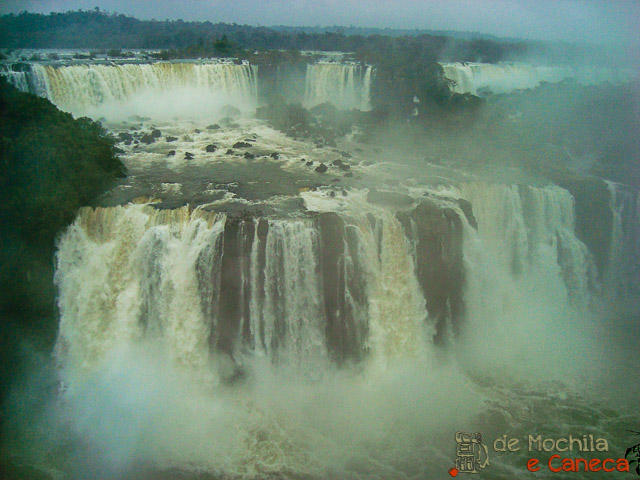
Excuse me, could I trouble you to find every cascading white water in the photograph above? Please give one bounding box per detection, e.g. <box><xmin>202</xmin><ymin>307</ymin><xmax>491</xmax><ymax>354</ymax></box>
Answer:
<box><xmin>440</xmin><ymin>62</ymin><xmax>635</xmax><ymax>95</ymax></box>
<box><xmin>0</xmin><ymin>64</ymin><xmax>31</xmax><ymax>92</ymax></box>
<box><xmin>304</xmin><ymin>63</ymin><xmax>373</xmax><ymax>110</ymax></box>
<box><xmin>457</xmin><ymin>182</ymin><xmax>597</xmax><ymax>379</ymax></box>
<box><xmin>5</xmin><ymin>62</ymin><xmax>259</xmax><ymax>118</ymax></box>
<box><xmin>461</xmin><ymin>182</ymin><xmax>596</xmax><ymax>304</ymax></box>
<box><xmin>55</xmin><ymin>185</ymin><xmax>602</xmax><ymax>380</ymax></box>
<box><xmin>252</xmin><ymin>219</ymin><xmax>327</xmax><ymax>371</ymax></box>
<box><xmin>605</xmin><ymin>182</ymin><xmax>640</xmax><ymax>301</ymax></box>
<box><xmin>55</xmin><ymin>202</ymin><xmax>431</xmax><ymax>380</ymax></box>
<box><xmin>47</xmin><ymin>181</ymin><xmax>623</xmax><ymax>477</ymax></box>
<box><xmin>55</xmin><ymin>205</ymin><xmax>225</xmax><ymax>382</ymax></box>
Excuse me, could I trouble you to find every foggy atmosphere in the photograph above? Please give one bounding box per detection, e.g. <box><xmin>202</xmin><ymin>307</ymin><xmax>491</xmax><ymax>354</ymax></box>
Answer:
<box><xmin>0</xmin><ymin>1</ymin><xmax>638</xmax><ymax>479</ymax></box>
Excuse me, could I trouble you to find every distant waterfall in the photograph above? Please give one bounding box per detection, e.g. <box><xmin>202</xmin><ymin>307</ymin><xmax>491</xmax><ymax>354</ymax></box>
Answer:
<box><xmin>304</xmin><ymin>63</ymin><xmax>373</xmax><ymax>110</ymax></box>
<box><xmin>1</xmin><ymin>62</ymin><xmax>258</xmax><ymax>117</ymax></box>
<box><xmin>440</xmin><ymin>62</ymin><xmax>635</xmax><ymax>95</ymax></box>
<box><xmin>0</xmin><ymin>64</ymin><xmax>30</xmax><ymax>92</ymax></box>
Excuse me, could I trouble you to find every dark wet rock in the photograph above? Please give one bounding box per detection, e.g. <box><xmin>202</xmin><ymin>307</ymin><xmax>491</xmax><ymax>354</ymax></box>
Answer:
<box><xmin>396</xmin><ymin>199</ymin><xmax>465</xmax><ymax>343</ymax></box>
<box><xmin>367</xmin><ymin>189</ymin><xmax>414</xmax><ymax>208</ymax></box>
<box><xmin>456</xmin><ymin>198</ymin><xmax>477</xmax><ymax>230</ymax></box>
<box><xmin>341</xmin><ymin>189</ymin><xmax>347</xmax><ymax>196</ymax></box>
<box><xmin>344</xmin><ymin>172</ymin><xmax>353</xmax><ymax>178</ymax></box>
<box><xmin>205</xmin><ymin>144</ymin><xmax>218</xmax><ymax>153</ymax></box>
<box><xmin>113</xmin><ymin>147</ymin><xmax>125</xmax><ymax>154</ymax></box>
<box><xmin>165</xmin><ymin>136</ymin><xmax>178</xmax><ymax>142</ymax></box>
<box><xmin>226</xmin><ymin>149</ymin><xmax>235</xmax><ymax>155</ymax></box>
<box><xmin>338</xmin><ymin>164</ymin><xmax>350</xmax><ymax>171</ymax></box>
<box><xmin>244</xmin><ymin>138</ymin><xmax>256</xmax><ymax>143</ymax></box>
<box><xmin>184</xmin><ymin>152</ymin><xmax>194</xmax><ymax>159</ymax></box>
<box><xmin>133</xmin><ymin>140</ymin><xmax>139</xmax><ymax>144</ymax></box>
<box><xmin>206</xmin><ymin>124</ymin><xmax>221</xmax><ymax>130</ymax></box>
<box><xmin>167</xmin><ymin>150</ymin><xmax>176</xmax><ymax>156</ymax></box>
<box><xmin>118</xmin><ymin>132</ymin><xmax>133</xmax><ymax>143</ymax></box>
<box><xmin>270</xmin><ymin>152</ymin><xmax>280</xmax><ymax>159</ymax></box>
<box><xmin>233</xmin><ymin>141</ymin><xmax>252</xmax><ymax>149</ymax></box>
<box><xmin>339</xmin><ymin>151</ymin><xmax>352</xmax><ymax>158</ymax></box>
<box><xmin>559</xmin><ymin>177</ymin><xmax>613</xmax><ymax>275</ymax></box>
<box><xmin>332</xmin><ymin>159</ymin><xmax>343</xmax><ymax>166</ymax></box>
<box><xmin>244</xmin><ymin>152</ymin><xmax>255</xmax><ymax>159</ymax></box>
<box><xmin>329</xmin><ymin>190</ymin><xmax>336</xmax><ymax>197</ymax></box>
<box><xmin>140</xmin><ymin>133</ymin><xmax>155</xmax><ymax>144</ymax></box>
<box><xmin>194</xmin><ymin>129</ymin><xmax>201</xmax><ymax>134</ymax></box>
<box><xmin>317</xmin><ymin>212</ymin><xmax>367</xmax><ymax>363</ymax></box>
<box><xmin>151</xmin><ymin>129</ymin><xmax>162</xmax><ymax>138</ymax></box>
<box><xmin>315</xmin><ymin>163</ymin><xmax>328</xmax><ymax>173</ymax></box>
<box><xmin>306</xmin><ymin>161</ymin><xmax>314</xmax><ymax>166</ymax></box>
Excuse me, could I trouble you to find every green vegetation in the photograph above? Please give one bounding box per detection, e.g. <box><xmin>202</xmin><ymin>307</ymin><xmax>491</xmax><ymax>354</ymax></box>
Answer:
<box><xmin>0</xmin><ymin>77</ymin><xmax>125</xmax><ymax>327</ymax></box>
<box><xmin>0</xmin><ymin>10</ymin><xmax>525</xmax><ymax>61</ymax></box>
<box><xmin>489</xmin><ymin>79</ymin><xmax>640</xmax><ymax>186</ymax></box>
<box><xmin>353</xmin><ymin>35</ymin><xmax>482</xmax><ymax>117</ymax></box>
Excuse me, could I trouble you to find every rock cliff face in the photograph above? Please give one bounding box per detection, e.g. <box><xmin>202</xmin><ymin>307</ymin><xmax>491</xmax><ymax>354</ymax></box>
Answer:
<box><xmin>398</xmin><ymin>199</ymin><xmax>467</xmax><ymax>343</ymax></box>
<box><xmin>54</xmin><ymin>200</ymin><xmax>470</xmax><ymax>376</ymax></box>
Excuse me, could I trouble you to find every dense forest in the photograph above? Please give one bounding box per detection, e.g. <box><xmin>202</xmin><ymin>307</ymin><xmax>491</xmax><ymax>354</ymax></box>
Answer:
<box><xmin>0</xmin><ymin>76</ymin><xmax>124</xmax><ymax>409</ymax></box>
<box><xmin>1</xmin><ymin>9</ymin><xmax>606</xmax><ymax>65</ymax></box>
<box><xmin>0</xmin><ymin>77</ymin><xmax>125</xmax><ymax>321</ymax></box>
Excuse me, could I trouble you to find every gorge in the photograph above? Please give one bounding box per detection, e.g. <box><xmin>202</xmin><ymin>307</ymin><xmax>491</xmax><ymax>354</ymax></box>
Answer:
<box><xmin>1</xmin><ymin>48</ymin><xmax>639</xmax><ymax>480</ymax></box>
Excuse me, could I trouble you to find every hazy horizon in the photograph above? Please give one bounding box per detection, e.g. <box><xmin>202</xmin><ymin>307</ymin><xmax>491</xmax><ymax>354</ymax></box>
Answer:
<box><xmin>1</xmin><ymin>0</ymin><xmax>639</xmax><ymax>47</ymax></box>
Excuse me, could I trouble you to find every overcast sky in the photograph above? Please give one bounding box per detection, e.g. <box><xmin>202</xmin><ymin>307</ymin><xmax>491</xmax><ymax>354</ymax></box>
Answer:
<box><xmin>1</xmin><ymin>0</ymin><xmax>638</xmax><ymax>46</ymax></box>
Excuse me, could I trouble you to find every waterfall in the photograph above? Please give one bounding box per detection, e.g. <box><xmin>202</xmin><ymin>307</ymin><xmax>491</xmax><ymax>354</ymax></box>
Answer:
<box><xmin>55</xmin><ymin>203</ymin><xmax>439</xmax><ymax>384</ymax></box>
<box><xmin>605</xmin><ymin>182</ymin><xmax>640</xmax><ymax>301</ymax></box>
<box><xmin>48</xmin><ymin>184</ymin><xmax>620</xmax><ymax>476</ymax></box>
<box><xmin>1</xmin><ymin>62</ymin><xmax>258</xmax><ymax>118</ymax></box>
<box><xmin>55</xmin><ymin>185</ymin><xmax>601</xmax><ymax>381</ymax></box>
<box><xmin>304</xmin><ymin>63</ymin><xmax>373</xmax><ymax>110</ymax></box>
<box><xmin>440</xmin><ymin>62</ymin><xmax>635</xmax><ymax>95</ymax></box>
<box><xmin>0</xmin><ymin>64</ymin><xmax>30</xmax><ymax>92</ymax></box>
<box><xmin>457</xmin><ymin>182</ymin><xmax>599</xmax><ymax>378</ymax></box>
<box><xmin>460</xmin><ymin>182</ymin><xmax>596</xmax><ymax>305</ymax></box>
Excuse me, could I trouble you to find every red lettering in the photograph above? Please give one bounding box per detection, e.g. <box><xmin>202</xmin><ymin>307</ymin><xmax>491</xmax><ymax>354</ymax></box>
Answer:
<box><xmin>602</xmin><ymin>459</ymin><xmax>615</xmax><ymax>472</ymax></box>
<box><xmin>562</xmin><ymin>458</ymin><xmax>574</xmax><ymax>471</ymax></box>
<box><xmin>617</xmin><ymin>459</ymin><xmax>630</xmax><ymax>472</ymax></box>
<box><xmin>575</xmin><ymin>458</ymin><xmax>588</xmax><ymax>471</ymax></box>
<box><xmin>527</xmin><ymin>458</ymin><xmax>540</xmax><ymax>472</ymax></box>
<box><xmin>546</xmin><ymin>456</ymin><xmax>629</xmax><ymax>473</ymax></box>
